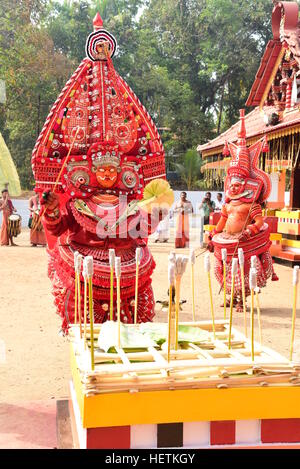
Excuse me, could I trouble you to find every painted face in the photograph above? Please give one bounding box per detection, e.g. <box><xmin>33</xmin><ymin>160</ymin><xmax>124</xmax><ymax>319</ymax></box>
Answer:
<box><xmin>96</xmin><ymin>165</ymin><xmax>118</xmax><ymax>188</ymax></box>
<box><xmin>229</xmin><ymin>179</ymin><xmax>244</xmax><ymax>196</ymax></box>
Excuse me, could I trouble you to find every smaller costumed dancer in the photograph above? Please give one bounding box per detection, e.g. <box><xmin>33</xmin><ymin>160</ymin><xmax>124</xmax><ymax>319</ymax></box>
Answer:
<box><xmin>210</xmin><ymin>109</ymin><xmax>277</xmax><ymax>311</ymax></box>
<box><xmin>29</xmin><ymin>193</ymin><xmax>46</xmax><ymax>246</ymax></box>
<box><xmin>173</xmin><ymin>192</ymin><xmax>193</xmax><ymax>248</ymax></box>
<box><xmin>0</xmin><ymin>189</ymin><xmax>18</xmax><ymax>246</ymax></box>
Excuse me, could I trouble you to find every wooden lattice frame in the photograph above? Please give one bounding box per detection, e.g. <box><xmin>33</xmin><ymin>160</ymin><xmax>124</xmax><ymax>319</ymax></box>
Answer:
<box><xmin>69</xmin><ymin>320</ymin><xmax>300</xmax><ymax>396</ymax></box>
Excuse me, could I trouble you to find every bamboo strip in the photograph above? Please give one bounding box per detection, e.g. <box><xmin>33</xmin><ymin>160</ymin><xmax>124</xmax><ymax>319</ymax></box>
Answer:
<box><xmin>82</xmin><ymin>373</ymin><xmax>299</xmax><ymax>394</ymax></box>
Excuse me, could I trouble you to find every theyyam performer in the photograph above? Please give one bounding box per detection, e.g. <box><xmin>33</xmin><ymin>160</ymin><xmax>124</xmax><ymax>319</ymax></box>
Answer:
<box><xmin>31</xmin><ymin>13</ymin><xmax>173</xmax><ymax>332</ymax></box>
<box><xmin>209</xmin><ymin>109</ymin><xmax>278</xmax><ymax>311</ymax></box>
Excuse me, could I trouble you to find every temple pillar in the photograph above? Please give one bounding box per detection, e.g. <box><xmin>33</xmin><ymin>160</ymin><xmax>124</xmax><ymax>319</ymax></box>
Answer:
<box><xmin>267</xmin><ymin>170</ymin><xmax>286</xmax><ymax>209</ymax></box>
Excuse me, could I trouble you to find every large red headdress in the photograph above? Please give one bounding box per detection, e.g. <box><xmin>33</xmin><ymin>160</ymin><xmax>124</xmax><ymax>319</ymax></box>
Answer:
<box><xmin>32</xmin><ymin>14</ymin><xmax>166</xmax><ymax>200</ymax></box>
<box><xmin>224</xmin><ymin>110</ymin><xmax>271</xmax><ymax>203</ymax></box>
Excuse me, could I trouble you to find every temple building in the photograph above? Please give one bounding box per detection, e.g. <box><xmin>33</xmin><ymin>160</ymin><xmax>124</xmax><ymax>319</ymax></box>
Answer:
<box><xmin>198</xmin><ymin>1</ymin><xmax>300</xmax><ymax>266</ymax></box>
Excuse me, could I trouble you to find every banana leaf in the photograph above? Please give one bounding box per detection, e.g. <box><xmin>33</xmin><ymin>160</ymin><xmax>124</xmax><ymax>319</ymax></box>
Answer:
<box><xmin>140</xmin><ymin>323</ymin><xmax>210</xmax><ymax>345</ymax></box>
<box><xmin>97</xmin><ymin>321</ymin><xmax>156</xmax><ymax>353</ymax></box>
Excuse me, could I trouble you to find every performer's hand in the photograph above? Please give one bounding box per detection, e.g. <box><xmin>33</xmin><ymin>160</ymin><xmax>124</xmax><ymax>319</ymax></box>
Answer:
<box><xmin>238</xmin><ymin>229</ymin><xmax>251</xmax><ymax>242</ymax></box>
<box><xmin>42</xmin><ymin>191</ymin><xmax>60</xmax><ymax>211</ymax></box>
<box><xmin>207</xmin><ymin>241</ymin><xmax>214</xmax><ymax>253</ymax></box>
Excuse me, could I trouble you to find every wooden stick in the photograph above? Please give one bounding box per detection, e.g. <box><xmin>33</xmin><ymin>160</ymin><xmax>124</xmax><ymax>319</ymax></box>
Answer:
<box><xmin>204</xmin><ymin>253</ymin><xmax>216</xmax><ymax>339</ymax></box>
<box><xmin>115</xmin><ymin>257</ymin><xmax>121</xmax><ymax>348</ymax></box>
<box><xmin>83</xmin><ymin>269</ymin><xmax>88</xmax><ymax>349</ymax></box>
<box><xmin>238</xmin><ymin>248</ymin><xmax>247</xmax><ymax>337</ymax></box>
<box><xmin>134</xmin><ymin>248</ymin><xmax>141</xmax><ymax>324</ymax></box>
<box><xmin>228</xmin><ymin>258</ymin><xmax>238</xmax><ymax>349</ymax></box>
<box><xmin>221</xmin><ymin>249</ymin><xmax>227</xmax><ymax>320</ymax></box>
<box><xmin>167</xmin><ymin>284</ymin><xmax>173</xmax><ymax>362</ymax></box>
<box><xmin>73</xmin><ymin>251</ymin><xmax>78</xmax><ymax>324</ymax></box>
<box><xmin>88</xmin><ymin>278</ymin><xmax>94</xmax><ymax>370</ymax></box>
<box><xmin>109</xmin><ymin>249</ymin><xmax>115</xmax><ymax>321</ymax></box>
<box><xmin>190</xmin><ymin>249</ymin><xmax>196</xmax><ymax>321</ymax></box>
<box><xmin>167</xmin><ymin>262</ymin><xmax>175</xmax><ymax>361</ymax></box>
<box><xmin>175</xmin><ymin>277</ymin><xmax>181</xmax><ymax>350</ymax></box>
<box><xmin>290</xmin><ymin>266</ymin><xmax>299</xmax><ymax>360</ymax></box>
<box><xmin>85</xmin><ymin>256</ymin><xmax>95</xmax><ymax>371</ymax></box>
<box><xmin>174</xmin><ymin>255</ymin><xmax>189</xmax><ymax>350</ymax></box>
<box><xmin>250</xmin><ymin>268</ymin><xmax>257</xmax><ymax>362</ymax></box>
<box><xmin>255</xmin><ymin>289</ymin><xmax>262</xmax><ymax>346</ymax></box>
<box><xmin>76</xmin><ymin>254</ymin><xmax>83</xmax><ymax>338</ymax></box>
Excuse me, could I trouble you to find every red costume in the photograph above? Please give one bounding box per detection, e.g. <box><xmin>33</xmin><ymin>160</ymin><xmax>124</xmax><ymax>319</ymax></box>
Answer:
<box><xmin>31</xmin><ymin>14</ymin><xmax>171</xmax><ymax>332</ymax></box>
<box><xmin>212</xmin><ymin>110</ymin><xmax>275</xmax><ymax>302</ymax></box>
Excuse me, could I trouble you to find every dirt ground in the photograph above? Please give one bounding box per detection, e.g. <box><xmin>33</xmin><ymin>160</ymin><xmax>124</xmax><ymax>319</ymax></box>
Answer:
<box><xmin>0</xmin><ymin>228</ymin><xmax>299</xmax><ymax>402</ymax></box>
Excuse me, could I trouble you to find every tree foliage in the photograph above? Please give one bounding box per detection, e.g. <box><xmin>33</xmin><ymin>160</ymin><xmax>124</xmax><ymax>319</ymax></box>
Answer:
<box><xmin>0</xmin><ymin>0</ymin><xmax>273</xmax><ymax>189</ymax></box>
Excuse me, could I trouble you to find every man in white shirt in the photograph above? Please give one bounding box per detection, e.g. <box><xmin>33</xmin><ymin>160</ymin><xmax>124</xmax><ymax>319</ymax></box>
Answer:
<box><xmin>215</xmin><ymin>192</ymin><xmax>223</xmax><ymax>211</ymax></box>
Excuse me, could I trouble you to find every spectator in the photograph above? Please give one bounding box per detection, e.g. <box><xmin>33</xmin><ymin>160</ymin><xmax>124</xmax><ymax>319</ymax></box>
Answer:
<box><xmin>198</xmin><ymin>192</ymin><xmax>215</xmax><ymax>224</ymax></box>
<box><xmin>215</xmin><ymin>192</ymin><xmax>223</xmax><ymax>211</ymax></box>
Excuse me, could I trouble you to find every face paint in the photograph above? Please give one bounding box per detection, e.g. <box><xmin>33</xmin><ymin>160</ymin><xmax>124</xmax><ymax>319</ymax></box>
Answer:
<box><xmin>96</xmin><ymin>165</ymin><xmax>118</xmax><ymax>188</ymax></box>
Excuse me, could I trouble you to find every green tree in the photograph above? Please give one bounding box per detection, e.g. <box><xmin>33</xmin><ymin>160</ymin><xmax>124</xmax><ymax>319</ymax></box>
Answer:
<box><xmin>174</xmin><ymin>149</ymin><xmax>203</xmax><ymax>190</ymax></box>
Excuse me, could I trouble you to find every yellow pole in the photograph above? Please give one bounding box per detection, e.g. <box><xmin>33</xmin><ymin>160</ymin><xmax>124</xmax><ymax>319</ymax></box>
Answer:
<box><xmin>83</xmin><ymin>272</ymin><xmax>88</xmax><ymax>349</ymax></box>
<box><xmin>76</xmin><ymin>254</ymin><xmax>83</xmax><ymax>338</ymax></box>
<box><xmin>73</xmin><ymin>251</ymin><xmax>78</xmax><ymax>324</ymax></box>
<box><xmin>238</xmin><ymin>249</ymin><xmax>247</xmax><ymax>338</ymax></box>
<box><xmin>255</xmin><ymin>290</ymin><xmax>262</xmax><ymax>346</ymax></box>
<box><xmin>207</xmin><ymin>272</ymin><xmax>216</xmax><ymax>339</ymax></box>
<box><xmin>167</xmin><ymin>285</ymin><xmax>173</xmax><ymax>362</ymax></box>
<box><xmin>74</xmin><ymin>272</ymin><xmax>78</xmax><ymax>324</ymax></box>
<box><xmin>110</xmin><ymin>267</ymin><xmax>114</xmax><ymax>321</ymax></box>
<box><xmin>85</xmin><ymin>256</ymin><xmax>94</xmax><ymax>371</ymax></box>
<box><xmin>191</xmin><ymin>265</ymin><xmax>195</xmax><ymax>322</ymax></box>
<box><xmin>221</xmin><ymin>249</ymin><xmax>227</xmax><ymax>320</ymax></box>
<box><xmin>241</xmin><ymin>266</ymin><xmax>247</xmax><ymax>337</ymax></box>
<box><xmin>205</xmin><ymin>253</ymin><xmax>216</xmax><ymax>339</ymax></box>
<box><xmin>77</xmin><ymin>272</ymin><xmax>82</xmax><ymax>336</ymax></box>
<box><xmin>290</xmin><ymin>266</ymin><xmax>299</xmax><ymax>360</ymax></box>
<box><xmin>175</xmin><ymin>277</ymin><xmax>181</xmax><ymax>350</ymax></box>
<box><xmin>249</xmin><ymin>267</ymin><xmax>257</xmax><ymax>362</ymax></box>
<box><xmin>109</xmin><ymin>249</ymin><xmax>115</xmax><ymax>321</ymax></box>
<box><xmin>134</xmin><ymin>248</ymin><xmax>141</xmax><ymax>324</ymax></box>
<box><xmin>88</xmin><ymin>278</ymin><xmax>94</xmax><ymax>370</ymax></box>
<box><xmin>228</xmin><ymin>258</ymin><xmax>238</xmax><ymax>349</ymax></box>
<box><xmin>190</xmin><ymin>249</ymin><xmax>196</xmax><ymax>322</ymax></box>
<box><xmin>167</xmin><ymin>262</ymin><xmax>175</xmax><ymax>361</ymax></box>
<box><xmin>174</xmin><ymin>255</ymin><xmax>189</xmax><ymax>350</ymax></box>
<box><xmin>115</xmin><ymin>257</ymin><xmax>121</xmax><ymax>348</ymax></box>
<box><xmin>117</xmin><ymin>276</ymin><xmax>121</xmax><ymax>348</ymax></box>
<box><xmin>251</xmin><ymin>289</ymin><xmax>255</xmax><ymax>361</ymax></box>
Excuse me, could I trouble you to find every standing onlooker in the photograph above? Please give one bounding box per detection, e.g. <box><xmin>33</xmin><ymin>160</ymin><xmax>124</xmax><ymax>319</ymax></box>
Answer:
<box><xmin>198</xmin><ymin>192</ymin><xmax>215</xmax><ymax>225</ymax></box>
<box><xmin>29</xmin><ymin>193</ymin><xmax>46</xmax><ymax>247</ymax></box>
<box><xmin>215</xmin><ymin>192</ymin><xmax>223</xmax><ymax>211</ymax></box>
<box><xmin>173</xmin><ymin>192</ymin><xmax>193</xmax><ymax>248</ymax></box>
<box><xmin>0</xmin><ymin>189</ymin><xmax>17</xmax><ymax>246</ymax></box>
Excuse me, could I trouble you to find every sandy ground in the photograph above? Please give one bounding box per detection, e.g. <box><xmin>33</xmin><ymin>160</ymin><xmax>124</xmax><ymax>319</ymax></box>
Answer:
<box><xmin>0</xmin><ymin>228</ymin><xmax>299</xmax><ymax>403</ymax></box>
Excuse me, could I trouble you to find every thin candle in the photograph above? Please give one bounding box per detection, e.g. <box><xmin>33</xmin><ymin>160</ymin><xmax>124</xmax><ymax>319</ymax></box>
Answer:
<box><xmin>204</xmin><ymin>253</ymin><xmax>216</xmax><ymax>339</ymax></box>
<box><xmin>290</xmin><ymin>266</ymin><xmax>299</xmax><ymax>360</ymax></box>
<box><xmin>238</xmin><ymin>248</ymin><xmax>247</xmax><ymax>337</ymax></box>
<box><xmin>228</xmin><ymin>258</ymin><xmax>238</xmax><ymax>349</ymax></box>
<box><xmin>221</xmin><ymin>248</ymin><xmax>227</xmax><ymax>320</ymax></box>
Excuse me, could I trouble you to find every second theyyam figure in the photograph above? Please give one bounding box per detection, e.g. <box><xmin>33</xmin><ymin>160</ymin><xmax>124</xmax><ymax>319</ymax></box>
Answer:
<box><xmin>31</xmin><ymin>14</ymin><xmax>173</xmax><ymax>332</ymax></box>
<box><xmin>210</xmin><ymin>110</ymin><xmax>278</xmax><ymax>311</ymax></box>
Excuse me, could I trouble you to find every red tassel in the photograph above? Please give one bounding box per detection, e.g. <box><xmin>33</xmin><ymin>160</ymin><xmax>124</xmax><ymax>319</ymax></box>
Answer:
<box><xmin>223</xmin><ymin>140</ymin><xmax>230</xmax><ymax>156</ymax></box>
<box><xmin>262</xmin><ymin>135</ymin><xmax>269</xmax><ymax>153</ymax></box>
